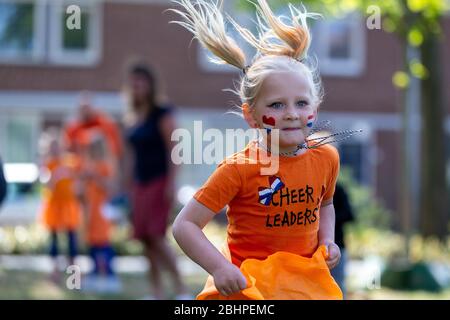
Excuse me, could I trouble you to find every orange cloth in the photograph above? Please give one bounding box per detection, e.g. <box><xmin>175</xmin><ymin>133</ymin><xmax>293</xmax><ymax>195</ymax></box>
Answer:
<box><xmin>197</xmin><ymin>244</ymin><xmax>343</xmax><ymax>300</ymax></box>
<box><xmin>64</xmin><ymin>112</ymin><xmax>123</xmax><ymax>157</ymax></box>
<box><xmin>194</xmin><ymin>140</ymin><xmax>340</xmax><ymax>266</ymax></box>
<box><xmin>41</xmin><ymin>155</ymin><xmax>82</xmax><ymax>231</ymax></box>
<box><xmin>83</xmin><ymin>160</ymin><xmax>113</xmax><ymax>246</ymax></box>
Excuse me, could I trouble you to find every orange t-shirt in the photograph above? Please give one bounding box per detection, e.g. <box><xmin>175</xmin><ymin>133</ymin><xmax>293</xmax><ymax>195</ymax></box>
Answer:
<box><xmin>194</xmin><ymin>140</ymin><xmax>339</xmax><ymax>266</ymax></box>
<box><xmin>64</xmin><ymin>112</ymin><xmax>123</xmax><ymax>157</ymax></box>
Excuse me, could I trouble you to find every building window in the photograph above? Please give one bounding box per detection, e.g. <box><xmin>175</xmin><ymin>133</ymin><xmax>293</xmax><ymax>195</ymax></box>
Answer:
<box><xmin>0</xmin><ymin>0</ymin><xmax>45</xmax><ymax>62</ymax></box>
<box><xmin>0</xmin><ymin>113</ymin><xmax>40</xmax><ymax>186</ymax></box>
<box><xmin>311</xmin><ymin>13</ymin><xmax>366</xmax><ymax>77</ymax></box>
<box><xmin>0</xmin><ymin>0</ymin><xmax>101</xmax><ymax>66</ymax></box>
<box><xmin>48</xmin><ymin>0</ymin><xmax>101</xmax><ymax>66</ymax></box>
<box><xmin>0</xmin><ymin>114</ymin><xmax>40</xmax><ymax>189</ymax></box>
<box><xmin>3</xmin><ymin>115</ymin><xmax>37</xmax><ymax>163</ymax></box>
<box><xmin>339</xmin><ymin>142</ymin><xmax>364</xmax><ymax>183</ymax></box>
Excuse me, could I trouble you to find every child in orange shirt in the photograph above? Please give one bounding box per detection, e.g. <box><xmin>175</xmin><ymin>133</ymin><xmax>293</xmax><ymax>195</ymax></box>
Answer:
<box><xmin>170</xmin><ymin>0</ymin><xmax>342</xmax><ymax>299</ymax></box>
<box><xmin>39</xmin><ymin>130</ymin><xmax>82</xmax><ymax>282</ymax></box>
<box><xmin>81</xmin><ymin>133</ymin><xmax>121</xmax><ymax>293</ymax></box>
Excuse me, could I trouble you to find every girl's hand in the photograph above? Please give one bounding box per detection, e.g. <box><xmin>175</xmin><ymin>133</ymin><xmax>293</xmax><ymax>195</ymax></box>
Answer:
<box><xmin>323</xmin><ymin>241</ymin><xmax>341</xmax><ymax>270</ymax></box>
<box><xmin>212</xmin><ymin>263</ymin><xmax>248</xmax><ymax>296</ymax></box>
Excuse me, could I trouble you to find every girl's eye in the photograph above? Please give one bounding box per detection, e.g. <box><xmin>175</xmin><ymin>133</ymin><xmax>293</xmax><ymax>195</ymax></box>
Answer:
<box><xmin>268</xmin><ymin>102</ymin><xmax>283</xmax><ymax>109</ymax></box>
<box><xmin>297</xmin><ymin>100</ymin><xmax>308</xmax><ymax>107</ymax></box>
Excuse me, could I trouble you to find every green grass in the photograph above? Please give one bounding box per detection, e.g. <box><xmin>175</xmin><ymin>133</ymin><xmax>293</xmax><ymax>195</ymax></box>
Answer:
<box><xmin>1</xmin><ymin>268</ymin><xmax>449</xmax><ymax>300</ymax></box>
<box><xmin>350</xmin><ymin>288</ymin><xmax>450</xmax><ymax>300</ymax></box>
<box><xmin>0</xmin><ymin>268</ymin><xmax>206</xmax><ymax>300</ymax></box>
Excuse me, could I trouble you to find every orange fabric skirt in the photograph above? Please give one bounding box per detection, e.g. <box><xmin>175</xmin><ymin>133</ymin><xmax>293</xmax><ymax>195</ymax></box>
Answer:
<box><xmin>41</xmin><ymin>196</ymin><xmax>82</xmax><ymax>231</ymax></box>
<box><xmin>197</xmin><ymin>244</ymin><xmax>343</xmax><ymax>300</ymax></box>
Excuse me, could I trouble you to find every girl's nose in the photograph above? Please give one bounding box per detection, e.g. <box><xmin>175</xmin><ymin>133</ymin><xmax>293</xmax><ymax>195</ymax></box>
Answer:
<box><xmin>284</xmin><ymin>104</ymin><xmax>300</xmax><ymax>120</ymax></box>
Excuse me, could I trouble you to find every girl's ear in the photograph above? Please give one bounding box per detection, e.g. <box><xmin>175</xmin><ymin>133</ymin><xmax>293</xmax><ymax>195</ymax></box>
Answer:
<box><xmin>242</xmin><ymin>103</ymin><xmax>259</xmax><ymax>128</ymax></box>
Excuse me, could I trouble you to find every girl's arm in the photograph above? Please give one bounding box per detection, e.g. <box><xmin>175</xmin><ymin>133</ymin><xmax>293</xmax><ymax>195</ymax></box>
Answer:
<box><xmin>319</xmin><ymin>201</ymin><xmax>340</xmax><ymax>269</ymax></box>
<box><xmin>173</xmin><ymin>198</ymin><xmax>247</xmax><ymax>296</ymax></box>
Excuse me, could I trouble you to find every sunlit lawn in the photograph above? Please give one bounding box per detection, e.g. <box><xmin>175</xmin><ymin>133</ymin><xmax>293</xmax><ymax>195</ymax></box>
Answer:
<box><xmin>361</xmin><ymin>288</ymin><xmax>450</xmax><ymax>300</ymax></box>
<box><xmin>1</xmin><ymin>268</ymin><xmax>449</xmax><ymax>300</ymax></box>
<box><xmin>0</xmin><ymin>268</ymin><xmax>206</xmax><ymax>300</ymax></box>
<box><xmin>0</xmin><ymin>221</ymin><xmax>448</xmax><ymax>300</ymax></box>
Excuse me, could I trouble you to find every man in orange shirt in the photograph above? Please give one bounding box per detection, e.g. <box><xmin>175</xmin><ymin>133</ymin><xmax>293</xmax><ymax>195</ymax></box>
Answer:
<box><xmin>63</xmin><ymin>92</ymin><xmax>124</xmax><ymax>219</ymax></box>
<box><xmin>64</xmin><ymin>92</ymin><xmax>123</xmax><ymax>161</ymax></box>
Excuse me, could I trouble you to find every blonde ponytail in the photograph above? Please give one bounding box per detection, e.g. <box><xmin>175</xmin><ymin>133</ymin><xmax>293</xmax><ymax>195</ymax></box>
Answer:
<box><xmin>168</xmin><ymin>0</ymin><xmax>247</xmax><ymax>70</ymax></box>
<box><xmin>169</xmin><ymin>1</ymin><xmax>323</xmax><ymax>110</ymax></box>
<box><xmin>229</xmin><ymin>0</ymin><xmax>320</xmax><ymax>60</ymax></box>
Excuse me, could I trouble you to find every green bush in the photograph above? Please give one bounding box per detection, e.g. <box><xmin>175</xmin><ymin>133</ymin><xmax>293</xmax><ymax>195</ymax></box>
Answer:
<box><xmin>338</xmin><ymin>167</ymin><xmax>450</xmax><ymax>264</ymax></box>
<box><xmin>338</xmin><ymin>166</ymin><xmax>392</xmax><ymax>232</ymax></box>
<box><xmin>0</xmin><ymin>224</ymin><xmax>49</xmax><ymax>255</ymax></box>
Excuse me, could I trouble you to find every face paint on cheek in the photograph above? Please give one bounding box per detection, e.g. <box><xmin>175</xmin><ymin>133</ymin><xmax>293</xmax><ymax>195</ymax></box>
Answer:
<box><xmin>262</xmin><ymin>115</ymin><xmax>276</xmax><ymax>133</ymax></box>
<box><xmin>307</xmin><ymin>115</ymin><xmax>315</xmax><ymax>128</ymax></box>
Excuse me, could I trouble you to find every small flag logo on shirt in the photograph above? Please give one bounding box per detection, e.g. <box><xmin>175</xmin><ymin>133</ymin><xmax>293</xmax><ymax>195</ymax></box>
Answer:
<box><xmin>258</xmin><ymin>176</ymin><xmax>285</xmax><ymax>206</ymax></box>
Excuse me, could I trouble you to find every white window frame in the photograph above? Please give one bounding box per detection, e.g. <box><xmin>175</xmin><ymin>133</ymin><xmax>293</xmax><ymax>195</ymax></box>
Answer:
<box><xmin>0</xmin><ymin>0</ymin><xmax>46</xmax><ymax>64</ymax></box>
<box><xmin>48</xmin><ymin>0</ymin><xmax>102</xmax><ymax>66</ymax></box>
<box><xmin>314</xmin><ymin>13</ymin><xmax>366</xmax><ymax>77</ymax></box>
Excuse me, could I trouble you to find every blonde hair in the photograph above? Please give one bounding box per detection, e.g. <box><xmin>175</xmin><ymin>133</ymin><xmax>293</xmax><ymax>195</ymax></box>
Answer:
<box><xmin>169</xmin><ymin>0</ymin><xmax>323</xmax><ymax>108</ymax></box>
<box><xmin>38</xmin><ymin>127</ymin><xmax>62</xmax><ymax>157</ymax></box>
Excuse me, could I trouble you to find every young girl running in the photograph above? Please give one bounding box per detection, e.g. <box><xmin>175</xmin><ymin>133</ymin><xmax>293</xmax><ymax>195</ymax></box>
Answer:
<box><xmin>170</xmin><ymin>0</ymin><xmax>342</xmax><ymax>299</ymax></box>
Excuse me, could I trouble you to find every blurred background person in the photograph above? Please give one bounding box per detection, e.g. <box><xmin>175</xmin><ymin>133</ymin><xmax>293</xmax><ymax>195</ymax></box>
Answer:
<box><xmin>81</xmin><ymin>132</ymin><xmax>121</xmax><ymax>294</ymax></box>
<box><xmin>64</xmin><ymin>92</ymin><xmax>124</xmax><ymax>204</ymax></box>
<box><xmin>64</xmin><ymin>91</ymin><xmax>123</xmax><ymax>161</ymax></box>
<box><xmin>331</xmin><ymin>182</ymin><xmax>355</xmax><ymax>299</ymax></box>
<box><xmin>38</xmin><ymin>128</ymin><xmax>82</xmax><ymax>283</ymax></box>
<box><xmin>123</xmin><ymin>63</ymin><xmax>190</xmax><ymax>300</ymax></box>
